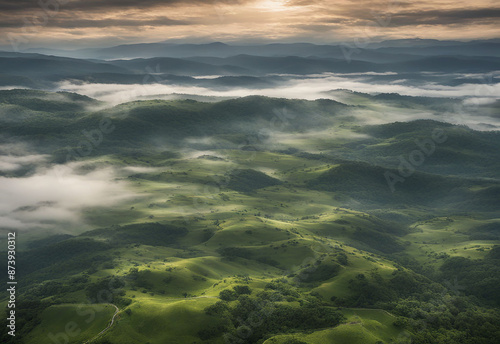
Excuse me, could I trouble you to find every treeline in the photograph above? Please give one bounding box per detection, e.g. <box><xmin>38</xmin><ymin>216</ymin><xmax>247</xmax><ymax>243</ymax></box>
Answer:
<box><xmin>438</xmin><ymin>246</ymin><xmax>500</xmax><ymax>305</ymax></box>
<box><xmin>202</xmin><ymin>280</ymin><xmax>344</xmax><ymax>343</ymax></box>
<box><xmin>335</xmin><ymin>264</ymin><xmax>500</xmax><ymax>344</ymax></box>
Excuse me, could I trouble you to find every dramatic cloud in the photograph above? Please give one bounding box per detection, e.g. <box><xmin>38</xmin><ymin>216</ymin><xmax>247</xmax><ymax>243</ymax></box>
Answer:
<box><xmin>374</xmin><ymin>8</ymin><xmax>500</xmax><ymax>27</ymax></box>
<box><xmin>0</xmin><ymin>16</ymin><xmax>190</xmax><ymax>28</ymax></box>
<box><xmin>0</xmin><ymin>0</ymin><xmax>244</xmax><ymax>12</ymax></box>
<box><xmin>0</xmin><ymin>0</ymin><xmax>498</xmax><ymax>49</ymax></box>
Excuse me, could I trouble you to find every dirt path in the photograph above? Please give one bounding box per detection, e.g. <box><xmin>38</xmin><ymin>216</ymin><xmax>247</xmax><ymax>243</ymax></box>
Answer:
<box><xmin>169</xmin><ymin>295</ymin><xmax>217</xmax><ymax>301</ymax></box>
<box><xmin>83</xmin><ymin>303</ymin><xmax>119</xmax><ymax>344</ymax></box>
<box><xmin>82</xmin><ymin>297</ymin><xmax>215</xmax><ymax>343</ymax></box>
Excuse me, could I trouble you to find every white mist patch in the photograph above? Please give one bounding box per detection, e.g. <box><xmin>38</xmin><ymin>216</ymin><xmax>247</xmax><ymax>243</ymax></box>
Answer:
<box><xmin>0</xmin><ymin>154</ymin><xmax>49</xmax><ymax>172</ymax></box>
<box><xmin>349</xmin><ymin>107</ymin><xmax>438</xmax><ymax>126</ymax></box>
<box><xmin>267</xmin><ymin>129</ymin><xmax>370</xmax><ymax>142</ymax></box>
<box><xmin>184</xmin><ymin>137</ymin><xmax>219</xmax><ymax>146</ymax></box>
<box><xmin>0</xmin><ymin>140</ymin><xmax>33</xmax><ymax>155</ymax></box>
<box><xmin>0</xmin><ymin>164</ymin><xmax>134</xmax><ymax>231</ymax></box>
<box><xmin>121</xmin><ymin>166</ymin><xmax>164</xmax><ymax>174</ymax></box>
<box><xmin>56</xmin><ymin>75</ymin><xmax>500</xmax><ymax>130</ymax></box>
<box><xmin>184</xmin><ymin>150</ymin><xmax>226</xmax><ymax>159</ymax></box>
<box><xmin>192</xmin><ymin>75</ymin><xmax>224</xmax><ymax>79</ymax></box>
<box><xmin>181</xmin><ymin>136</ymin><xmax>237</xmax><ymax>151</ymax></box>
<box><xmin>0</xmin><ymin>86</ymin><xmax>29</xmax><ymax>91</ymax></box>
<box><xmin>58</xmin><ymin>75</ymin><xmax>500</xmax><ymax>104</ymax></box>
<box><xmin>463</xmin><ymin>98</ymin><xmax>498</xmax><ymax>106</ymax></box>
<box><xmin>262</xmin><ymin>128</ymin><xmax>371</xmax><ymax>152</ymax></box>
<box><xmin>57</xmin><ymin>81</ymin><xmax>221</xmax><ymax>105</ymax></box>
<box><xmin>254</xmin><ymin>166</ymin><xmax>279</xmax><ymax>177</ymax></box>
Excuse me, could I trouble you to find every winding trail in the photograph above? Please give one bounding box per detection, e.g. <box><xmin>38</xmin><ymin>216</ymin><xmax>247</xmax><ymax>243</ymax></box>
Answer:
<box><xmin>167</xmin><ymin>295</ymin><xmax>217</xmax><ymax>301</ymax></box>
<box><xmin>82</xmin><ymin>297</ymin><xmax>215</xmax><ymax>343</ymax></box>
<box><xmin>83</xmin><ymin>303</ymin><xmax>119</xmax><ymax>344</ymax></box>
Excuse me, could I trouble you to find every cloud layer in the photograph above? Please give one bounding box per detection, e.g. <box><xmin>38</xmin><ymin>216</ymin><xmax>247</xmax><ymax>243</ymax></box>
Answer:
<box><xmin>0</xmin><ymin>0</ymin><xmax>498</xmax><ymax>49</ymax></box>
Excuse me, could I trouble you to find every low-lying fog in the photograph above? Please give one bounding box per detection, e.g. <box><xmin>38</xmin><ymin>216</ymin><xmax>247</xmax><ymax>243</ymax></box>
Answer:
<box><xmin>55</xmin><ymin>71</ymin><xmax>500</xmax><ymax>130</ymax></box>
<box><xmin>0</xmin><ymin>160</ymin><xmax>136</xmax><ymax>233</ymax></box>
<box><xmin>1</xmin><ymin>71</ymin><xmax>499</xmax><ymax>235</ymax></box>
<box><xmin>56</xmin><ymin>71</ymin><xmax>500</xmax><ymax>105</ymax></box>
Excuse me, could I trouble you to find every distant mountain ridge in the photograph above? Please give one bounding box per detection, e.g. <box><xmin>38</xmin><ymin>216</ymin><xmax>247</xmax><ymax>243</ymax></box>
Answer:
<box><xmin>0</xmin><ymin>50</ymin><xmax>498</xmax><ymax>90</ymax></box>
<box><xmin>15</xmin><ymin>39</ymin><xmax>500</xmax><ymax>60</ymax></box>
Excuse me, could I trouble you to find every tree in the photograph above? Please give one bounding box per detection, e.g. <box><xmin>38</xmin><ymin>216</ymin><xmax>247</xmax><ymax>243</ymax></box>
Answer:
<box><xmin>233</xmin><ymin>285</ymin><xmax>252</xmax><ymax>295</ymax></box>
<box><xmin>219</xmin><ymin>289</ymin><xmax>237</xmax><ymax>301</ymax></box>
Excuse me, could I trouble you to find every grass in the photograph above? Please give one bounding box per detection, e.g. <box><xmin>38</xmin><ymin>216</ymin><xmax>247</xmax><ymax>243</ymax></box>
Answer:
<box><xmin>262</xmin><ymin>308</ymin><xmax>404</xmax><ymax>344</ymax></box>
<box><xmin>24</xmin><ymin>304</ymin><xmax>116</xmax><ymax>344</ymax></box>
<box><xmin>20</xmin><ymin>148</ymin><xmax>500</xmax><ymax>342</ymax></box>
<box><xmin>6</xmin><ymin>92</ymin><xmax>499</xmax><ymax>344</ymax></box>
<box><xmin>102</xmin><ymin>298</ymin><xmax>220</xmax><ymax>344</ymax></box>
<box><xmin>402</xmin><ymin>215</ymin><xmax>498</xmax><ymax>267</ymax></box>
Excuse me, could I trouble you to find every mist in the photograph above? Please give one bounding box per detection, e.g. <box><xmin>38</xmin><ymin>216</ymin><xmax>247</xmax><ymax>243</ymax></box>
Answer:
<box><xmin>0</xmin><ymin>162</ymin><xmax>135</xmax><ymax>232</ymax></box>
<box><xmin>56</xmin><ymin>73</ymin><xmax>500</xmax><ymax>104</ymax></box>
<box><xmin>55</xmin><ymin>73</ymin><xmax>500</xmax><ymax>130</ymax></box>
<box><xmin>0</xmin><ymin>154</ymin><xmax>48</xmax><ymax>172</ymax></box>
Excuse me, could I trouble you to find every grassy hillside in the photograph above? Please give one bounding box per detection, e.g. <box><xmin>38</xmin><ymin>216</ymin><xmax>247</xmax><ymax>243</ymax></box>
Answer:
<box><xmin>0</xmin><ymin>90</ymin><xmax>499</xmax><ymax>344</ymax></box>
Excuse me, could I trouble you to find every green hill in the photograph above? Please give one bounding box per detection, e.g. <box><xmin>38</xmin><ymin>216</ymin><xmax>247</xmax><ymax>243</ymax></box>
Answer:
<box><xmin>1</xmin><ymin>91</ymin><xmax>499</xmax><ymax>344</ymax></box>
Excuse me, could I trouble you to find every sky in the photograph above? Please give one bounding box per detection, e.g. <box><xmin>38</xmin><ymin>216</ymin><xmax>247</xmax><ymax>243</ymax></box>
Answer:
<box><xmin>0</xmin><ymin>0</ymin><xmax>499</xmax><ymax>50</ymax></box>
